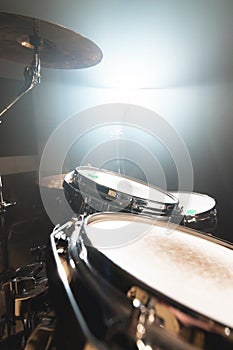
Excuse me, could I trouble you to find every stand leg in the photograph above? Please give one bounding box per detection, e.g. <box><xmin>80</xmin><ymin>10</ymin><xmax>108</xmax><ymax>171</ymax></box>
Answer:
<box><xmin>0</xmin><ymin>214</ymin><xmax>9</xmax><ymax>272</ymax></box>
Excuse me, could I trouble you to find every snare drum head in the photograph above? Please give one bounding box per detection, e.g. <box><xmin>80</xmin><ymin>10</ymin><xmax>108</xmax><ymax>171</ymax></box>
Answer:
<box><xmin>84</xmin><ymin>212</ymin><xmax>233</xmax><ymax>328</ymax></box>
<box><xmin>77</xmin><ymin>166</ymin><xmax>177</xmax><ymax>205</ymax></box>
<box><xmin>171</xmin><ymin>191</ymin><xmax>216</xmax><ymax>216</ymax></box>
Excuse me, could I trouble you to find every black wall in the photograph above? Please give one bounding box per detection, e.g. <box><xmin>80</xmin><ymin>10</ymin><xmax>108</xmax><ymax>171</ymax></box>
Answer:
<box><xmin>0</xmin><ymin>77</ymin><xmax>37</xmax><ymax>156</ymax></box>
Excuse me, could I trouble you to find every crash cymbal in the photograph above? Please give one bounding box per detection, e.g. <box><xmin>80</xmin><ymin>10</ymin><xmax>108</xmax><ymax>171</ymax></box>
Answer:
<box><xmin>39</xmin><ymin>174</ymin><xmax>67</xmax><ymax>190</ymax></box>
<box><xmin>0</xmin><ymin>12</ymin><xmax>103</xmax><ymax>69</ymax></box>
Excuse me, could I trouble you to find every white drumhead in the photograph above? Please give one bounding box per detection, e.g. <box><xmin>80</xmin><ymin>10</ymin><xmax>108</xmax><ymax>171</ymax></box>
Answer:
<box><xmin>86</xmin><ymin>213</ymin><xmax>233</xmax><ymax>328</ymax></box>
<box><xmin>77</xmin><ymin>166</ymin><xmax>177</xmax><ymax>205</ymax></box>
<box><xmin>170</xmin><ymin>191</ymin><xmax>216</xmax><ymax>215</ymax></box>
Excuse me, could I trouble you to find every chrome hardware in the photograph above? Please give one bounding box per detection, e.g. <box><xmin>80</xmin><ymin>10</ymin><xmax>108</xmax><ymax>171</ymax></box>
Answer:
<box><xmin>127</xmin><ymin>286</ymin><xmax>180</xmax><ymax>335</ymax></box>
<box><xmin>127</xmin><ymin>286</ymin><xmax>209</xmax><ymax>350</ymax></box>
<box><xmin>84</xmin><ymin>342</ymin><xmax>100</xmax><ymax>350</ymax></box>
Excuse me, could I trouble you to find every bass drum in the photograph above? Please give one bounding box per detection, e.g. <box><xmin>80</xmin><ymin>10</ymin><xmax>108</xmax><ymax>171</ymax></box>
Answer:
<box><xmin>63</xmin><ymin>165</ymin><xmax>179</xmax><ymax>218</ymax></box>
<box><xmin>49</xmin><ymin>212</ymin><xmax>233</xmax><ymax>350</ymax></box>
<box><xmin>170</xmin><ymin>191</ymin><xmax>217</xmax><ymax>233</ymax></box>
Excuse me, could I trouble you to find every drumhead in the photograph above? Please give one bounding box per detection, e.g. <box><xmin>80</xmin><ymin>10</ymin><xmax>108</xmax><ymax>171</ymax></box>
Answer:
<box><xmin>84</xmin><ymin>212</ymin><xmax>233</xmax><ymax>328</ymax></box>
<box><xmin>77</xmin><ymin>166</ymin><xmax>177</xmax><ymax>205</ymax></box>
<box><xmin>170</xmin><ymin>191</ymin><xmax>216</xmax><ymax>216</ymax></box>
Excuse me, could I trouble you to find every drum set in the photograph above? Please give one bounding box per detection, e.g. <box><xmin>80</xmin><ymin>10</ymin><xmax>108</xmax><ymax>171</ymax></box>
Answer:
<box><xmin>47</xmin><ymin>165</ymin><xmax>233</xmax><ymax>350</ymax></box>
<box><xmin>0</xmin><ymin>11</ymin><xmax>233</xmax><ymax>350</ymax></box>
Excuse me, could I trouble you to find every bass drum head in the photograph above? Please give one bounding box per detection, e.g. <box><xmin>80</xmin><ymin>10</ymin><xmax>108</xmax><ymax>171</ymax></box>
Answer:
<box><xmin>84</xmin><ymin>212</ymin><xmax>233</xmax><ymax>329</ymax></box>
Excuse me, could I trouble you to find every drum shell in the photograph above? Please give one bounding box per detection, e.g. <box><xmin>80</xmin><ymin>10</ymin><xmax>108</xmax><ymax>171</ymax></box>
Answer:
<box><xmin>171</xmin><ymin>209</ymin><xmax>217</xmax><ymax>233</ymax></box>
<box><xmin>182</xmin><ymin>209</ymin><xmax>217</xmax><ymax>233</ymax></box>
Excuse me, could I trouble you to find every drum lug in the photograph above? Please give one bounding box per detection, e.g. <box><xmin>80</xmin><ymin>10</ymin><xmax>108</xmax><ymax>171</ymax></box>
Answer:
<box><xmin>127</xmin><ymin>286</ymin><xmax>181</xmax><ymax>349</ymax></box>
<box><xmin>130</xmin><ymin>198</ymin><xmax>146</xmax><ymax>213</ymax></box>
<box><xmin>127</xmin><ymin>286</ymin><xmax>149</xmax><ymax>305</ymax></box>
<box><xmin>183</xmin><ymin>215</ymin><xmax>197</xmax><ymax>224</ymax></box>
<box><xmin>211</xmin><ymin>208</ymin><xmax>217</xmax><ymax>217</ymax></box>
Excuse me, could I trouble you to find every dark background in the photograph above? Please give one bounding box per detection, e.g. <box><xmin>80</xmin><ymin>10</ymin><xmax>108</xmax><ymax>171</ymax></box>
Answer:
<box><xmin>0</xmin><ymin>77</ymin><xmax>37</xmax><ymax>156</ymax></box>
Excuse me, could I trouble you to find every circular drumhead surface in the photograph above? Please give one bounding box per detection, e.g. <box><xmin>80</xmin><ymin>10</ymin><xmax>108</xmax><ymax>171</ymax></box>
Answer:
<box><xmin>77</xmin><ymin>167</ymin><xmax>176</xmax><ymax>204</ymax></box>
<box><xmin>170</xmin><ymin>191</ymin><xmax>216</xmax><ymax>215</ymax></box>
<box><xmin>86</xmin><ymin>213</ymin><xmax>233</xmax><ymax>328</ymax></box>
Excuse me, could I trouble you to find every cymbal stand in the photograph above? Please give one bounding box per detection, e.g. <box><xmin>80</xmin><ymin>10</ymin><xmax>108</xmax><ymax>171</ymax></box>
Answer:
<box><xmin>0</xmin><ymin>175</ymin><xmax>16</xmax><ymax>271</ymax></box>
<box><xmin>0</xmin><ymin>18</ymin><xmax>41</xmax><ymax>122</ymax></box>
<box><xmin>0</xmin><ymin>18</ymin><xmax>41</xmax><ymax>270</ymax></box>
<box><xmin>0</xmin><ymin>21</ymin><xmax>41</xmax><ymax>339</ymax></box>
<box><xmin>0</xmin><ymin>175</ymin><xmax>16</xmax><ymax>338</ymax></box>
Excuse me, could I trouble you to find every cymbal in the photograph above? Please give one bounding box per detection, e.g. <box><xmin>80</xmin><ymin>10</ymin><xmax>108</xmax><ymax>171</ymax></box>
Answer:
<box><xmin>39</xmin><ymin>174</ymin><xmax>66</xmax><ymax>190</ymax></box>
<box><xmin>0</xmin><ymin>12</ymin><xmax>103</xmax><ymax>69</ymax></box>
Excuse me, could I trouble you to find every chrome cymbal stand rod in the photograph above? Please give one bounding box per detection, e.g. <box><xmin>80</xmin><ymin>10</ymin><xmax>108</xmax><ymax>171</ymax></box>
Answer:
<box><xmin>0</xmin><ymin>83</ymin><xmax>34</xmax><ymax>121</ymax></box>
<box><xmin>0</xmin><ymin>175</ymin><xmax>16</xmax><ymax>337</ymax></box>
<box><xmin>0</xmin><ymin>19</ymin><xmax>41</xmax><ymax>122</ymax></box>
<box><xmin>0</xmin><ymin>175</ymin><xmax>15</xmax><ymax>271</ymax></box>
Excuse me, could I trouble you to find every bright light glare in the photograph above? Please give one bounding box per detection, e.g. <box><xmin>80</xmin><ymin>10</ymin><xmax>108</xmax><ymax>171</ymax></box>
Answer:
<box><xmin>92</xmin><ymin>49</ymin><xmax>180</xmax><ymax>89</ymax></box>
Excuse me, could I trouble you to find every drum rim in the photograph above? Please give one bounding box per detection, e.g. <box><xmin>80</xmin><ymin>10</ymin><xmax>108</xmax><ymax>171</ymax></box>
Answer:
<box><xmin>49</xmin><ymin>216</ymin><xmax>233</xmax><ymax>348</ymax></box>
<box><xmin>170</xmin><ymin>191</ymin><xmax>216</xmax><ymax>204</ymax></box>
<box><xmin>74</xmin><ymin>165</ymin><xmax>178</xmax><ymax>205</ymax></box>
<box><xmin>170</xmin><ymin>190</ymin><xmax>216</xmax><ymax>216</ymax></box>
<box><xmin>83</xmin><ymin>211</ymin><xmax>232</xmax><ymax>250</ymax></box>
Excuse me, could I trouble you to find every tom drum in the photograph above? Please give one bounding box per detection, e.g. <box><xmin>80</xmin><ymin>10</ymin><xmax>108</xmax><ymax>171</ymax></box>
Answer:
<box><xmin>170</xmin><ymin>191</ymin><xmax>217</xmax><ymax>232</ymax></box>
<box><xmin>63</xmin><ymin>165</ymin><xmax>178</xmax><ymax>219</ymax></box>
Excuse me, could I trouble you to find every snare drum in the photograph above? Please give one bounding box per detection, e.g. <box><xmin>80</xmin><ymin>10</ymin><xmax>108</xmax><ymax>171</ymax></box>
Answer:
<box><xmin>49</xmin><ymin>213</ymin><xmax>233</xmax><ymax>350</ymax></box>
<box><xmin>63</xmin><ymin>165</ymin><xmax>178</xmax><ymax>219</ymax></box>
<box><xmin>170</xmin><ymin>191</ymin><xmax>217</xmax><ymax>232</ymax></box>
